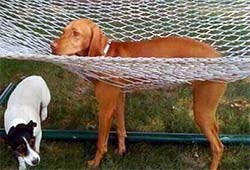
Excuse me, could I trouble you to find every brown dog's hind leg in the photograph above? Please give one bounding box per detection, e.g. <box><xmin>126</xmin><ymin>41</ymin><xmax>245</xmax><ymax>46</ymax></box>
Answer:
<box><xmin>114</xmin><ymin>92</ymin><xmax>127</xmax><ymax>155</ymax></box>
<box><xmin>88</xmin><ymin>83</ymin><xmax>121</xmax><ymax>168</ymax></box>
<box><xmin>193</xmin><ymin>81</ymin><xmax>227</xmax><ymax>170</ymax></box>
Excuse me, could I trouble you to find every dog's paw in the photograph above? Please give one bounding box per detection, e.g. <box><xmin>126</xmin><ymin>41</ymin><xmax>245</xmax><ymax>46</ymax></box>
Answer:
<box><xmin>18</xmin><ymin>165</ymin><xmax>26</xmax><ymax>170</ymax></box>
<box><xmin>115</xmin><ymin>147</ymin><xmax>126</xmax><ymax>156</ymax></box>
<box><xmin>87</xmin><ymin>160</ymin><xmax>100</xmax><ymax>170</ymax></box>
<box><xmin>116</xmin><ymin>139</ymin><xmax>126</xmax><ymax>156</ymax></box>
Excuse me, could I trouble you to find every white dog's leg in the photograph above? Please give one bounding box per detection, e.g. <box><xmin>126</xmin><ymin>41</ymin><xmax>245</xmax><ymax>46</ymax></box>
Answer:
<box><xmin>35</xmin><ymin>131</ymin><xmax>42</xmax><ymax>153</ymax></box>
<box><xmin>17</xmin><ymin>157</ymin><xmax>26</xmax><ymax>170</ymax></box>
<box><xmin>40</xmin><ymin>107</ymin><xmax>47</xmax><ymax>121</ymax></box>
<box><xmin>40</xmin><ymin>81</ymin><xmax>51</xmax><ymax>122</ymax></box>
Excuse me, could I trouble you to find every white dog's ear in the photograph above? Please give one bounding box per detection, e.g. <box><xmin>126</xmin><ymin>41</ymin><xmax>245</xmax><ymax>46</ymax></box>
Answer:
<box><xmin>27</xmin><ymin>121</ymin><xmax>37</xmax><ymax>135</ymax></box>
<box><xmin>6</xmin><ymin>127</ymin><xmax>15</xmax><ymax>138</ymax></box>
<box><xmin>27</xmin><ymin>120</ymin><xmax>37</xmax><ymax>128</ymax></box>
<box><xmin>5</xmin><ymin>126</ymin><xmax>15</xmax><ymax>145</ymax></box>
<box><xmin>88</xmin><ymin>26</ymin><xmax>108</xmax><ymax>57</ymax></box>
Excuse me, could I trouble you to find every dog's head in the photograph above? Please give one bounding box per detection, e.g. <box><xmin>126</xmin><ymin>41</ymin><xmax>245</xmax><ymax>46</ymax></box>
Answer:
<box><xmin>7</xmin><ymin>120</ymin><xmax>40</xmax><ymax>166</ymax></box>
<box><xmin>51</xmin><ymin>18</ymin><xmax>109</xmax><ymax>56</ymax></box>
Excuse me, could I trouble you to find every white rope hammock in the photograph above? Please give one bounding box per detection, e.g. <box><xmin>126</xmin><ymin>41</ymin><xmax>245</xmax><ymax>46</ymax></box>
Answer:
<box><xmin>0</xmin><ymin>0</ymin><xmax>250</xmax><ymax>91</ymax></box>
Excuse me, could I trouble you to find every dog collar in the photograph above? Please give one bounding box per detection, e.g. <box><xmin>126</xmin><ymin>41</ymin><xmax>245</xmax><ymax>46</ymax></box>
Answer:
<box><xmin>103</xmin><ymin>40</ymin><xmax>111</xmax><ymax>56</ymax></box>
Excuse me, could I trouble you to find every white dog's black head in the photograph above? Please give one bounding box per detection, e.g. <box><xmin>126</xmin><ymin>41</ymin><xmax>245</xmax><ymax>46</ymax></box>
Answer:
<box><xmin>7</xmin><ymin>120</ymin><xmax>40</xmax><ymax>166</ymax></box>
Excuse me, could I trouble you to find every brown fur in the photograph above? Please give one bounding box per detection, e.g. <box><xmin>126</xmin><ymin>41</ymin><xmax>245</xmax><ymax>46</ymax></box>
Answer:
<box><xmin>51</xmin><ymin>18</ymin><xmax>227</xmax><ymax>170</ymax></box>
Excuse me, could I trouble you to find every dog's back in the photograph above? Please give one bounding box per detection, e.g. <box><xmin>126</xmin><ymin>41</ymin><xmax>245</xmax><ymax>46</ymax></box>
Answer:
<box><xmin>4</xmin><ymin>75</ymin><xmax>50</xmax><ymax>134</ymax></box>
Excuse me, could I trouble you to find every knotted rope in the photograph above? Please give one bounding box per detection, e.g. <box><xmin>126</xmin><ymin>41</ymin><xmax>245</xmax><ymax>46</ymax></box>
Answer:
<box><xmin>0</xmin><ymin>0</ymin><xmax>249</xmax><ymax>91</ymax></box>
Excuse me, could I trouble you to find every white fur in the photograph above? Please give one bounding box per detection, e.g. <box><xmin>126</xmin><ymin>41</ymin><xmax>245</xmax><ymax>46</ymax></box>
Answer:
<box><xmin>23</xmin><ymin>137</ymin><xmax>40</xmax><ymax>166</ymax></box>
<box><xmin>4</xmin><ymin>75</ymin><xmax>51</xmax><ymax>170</ymax></box>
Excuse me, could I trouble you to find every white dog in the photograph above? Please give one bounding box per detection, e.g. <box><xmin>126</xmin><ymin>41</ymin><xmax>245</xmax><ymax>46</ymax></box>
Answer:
<box><xmin>4</xmin><ymin>75</ymin><xmax>51</xmax><ymax>170</ymax></box>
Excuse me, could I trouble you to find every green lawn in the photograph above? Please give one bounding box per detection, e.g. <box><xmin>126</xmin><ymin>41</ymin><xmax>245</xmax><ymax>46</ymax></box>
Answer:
<box><xmin>0</xmin><ymin>59</ymin><xmax>249</xmax><ymax>170</ymax></box>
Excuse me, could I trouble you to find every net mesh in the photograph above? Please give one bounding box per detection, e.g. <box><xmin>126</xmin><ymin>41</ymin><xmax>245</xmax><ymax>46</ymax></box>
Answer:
<box><xmin>0</xmin><ymin>0</ymin><xmax>250</xmax><ymax>90</ymax></box>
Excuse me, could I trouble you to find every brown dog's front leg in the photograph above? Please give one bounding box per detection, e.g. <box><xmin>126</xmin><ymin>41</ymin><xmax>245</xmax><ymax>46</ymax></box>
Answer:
<box><xmin>88</xmin><ymin>82</ymin><xmax>121</xmax><ymax>168</ymax></box>
<box><xmin>88</xmin><ymin>109</ymin><xmax>114</xmax><ymax>168</ymax></box>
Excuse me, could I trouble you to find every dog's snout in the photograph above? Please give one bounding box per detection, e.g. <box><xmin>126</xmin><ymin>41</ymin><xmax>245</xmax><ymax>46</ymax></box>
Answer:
<box><xmin>31</xmin><ymin>158</ymin><xmax>39</xmax><ymax>165</ymax></box>
<box><xmin>50</xmin><ymin>41</ymin><xmax>58</xmax><ymax>50</ymax></box>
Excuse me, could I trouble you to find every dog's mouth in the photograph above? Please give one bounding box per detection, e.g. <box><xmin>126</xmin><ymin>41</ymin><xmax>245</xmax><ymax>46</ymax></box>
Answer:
<box><xmin>51</xmin><ymin>46</ymin><xmax>82</xmax><ymax>56</ymax></box>
<box><xmin>51</xmin><ymin>50</ymin><xmax>74</xmax><ymax>56</ymax></box>
<box><xmin>15</xmin><ymin>150</ymin><xmax>40</xmax><ymax>166</ymax></box>
<box><xmin>22</xmin><ymin>137</ymin><xmax>40</xmax><ymax>166</ymax></box>
<box><xmin>52</xmin><ymin>49</ymin><xmax>87</xmax><ymax>57</ymax></box>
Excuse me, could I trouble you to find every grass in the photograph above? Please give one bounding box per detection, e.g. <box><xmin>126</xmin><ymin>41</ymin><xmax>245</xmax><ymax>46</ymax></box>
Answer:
<box><xmin>0</xmin><ymin>59</ymin><xmax>249</xmax><ymax>170</ymax></box>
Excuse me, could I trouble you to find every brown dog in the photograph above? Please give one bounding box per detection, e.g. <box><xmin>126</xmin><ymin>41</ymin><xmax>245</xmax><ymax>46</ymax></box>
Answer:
<box><xmin>51</xmin><ymin>18</ymin><xmax>227</xmax><ymax>170</ymax></box>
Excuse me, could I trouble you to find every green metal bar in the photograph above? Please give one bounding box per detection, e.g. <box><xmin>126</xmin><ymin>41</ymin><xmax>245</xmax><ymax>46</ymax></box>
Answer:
<box><xmin>0</xmin><ymin>82</ymin><xmax>16</xmax><ymax>106</ymax></box>
<box><xmin>0</xmin><ymin>129</ymin><xmax>249</xmax><ymax>145</ymax></box>
<box><xmin>0</xmin><ymin>78</ymin><xmax>26</xmax><ymax>106</ymax></box>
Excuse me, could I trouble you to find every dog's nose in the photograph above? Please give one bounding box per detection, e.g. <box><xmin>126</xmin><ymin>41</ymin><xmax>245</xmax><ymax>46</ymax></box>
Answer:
<box><xmin>50</xmin><ymin>41</ymin><xmax>58</xmax><ymax>50</ymax></box>
<box><xmin>31</xmin><ymin>158</ymin><xmax>39</xmax><ymax>165</ymax></box>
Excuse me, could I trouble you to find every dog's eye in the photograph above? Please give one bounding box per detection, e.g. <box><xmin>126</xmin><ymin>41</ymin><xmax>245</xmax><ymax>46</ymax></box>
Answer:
<box><xmin>29</xmin><ymin>138</ymin><xmax>35</xmax><ymax>147</ymax></box>
<box><xmin>16</xmin><ymin>144</ymin><xmax>26</xmax><ymax>155</ymax></box>
<box><xmin>72</xmin><ymin>30</ymin><xmax>80</xmax><ymax>37</ymax></box>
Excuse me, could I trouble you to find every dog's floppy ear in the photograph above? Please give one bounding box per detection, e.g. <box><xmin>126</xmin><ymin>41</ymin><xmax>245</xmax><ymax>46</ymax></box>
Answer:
<box><xmin>5</xmin><ymin>126</ymin><xmax>15</xmax><ymax>145</ymax></box>
<box><xmin>7</xmin><ymin>127</ymin><xmax>15</xmax><ymax>137</ymax></box>
<box><xmin>27</xmin><ymin>120</ymin><xmax>37</xmax><ymax>131</ymax></box>
<box><xmin>88</xmin><ymin>26</ymin><xmax>108</xmax><ymax>57</ymax></box>
<box><xmin>28</xmin><ymin>120</ymin><xmax>37</xmax><ymax>127</ymax></box>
